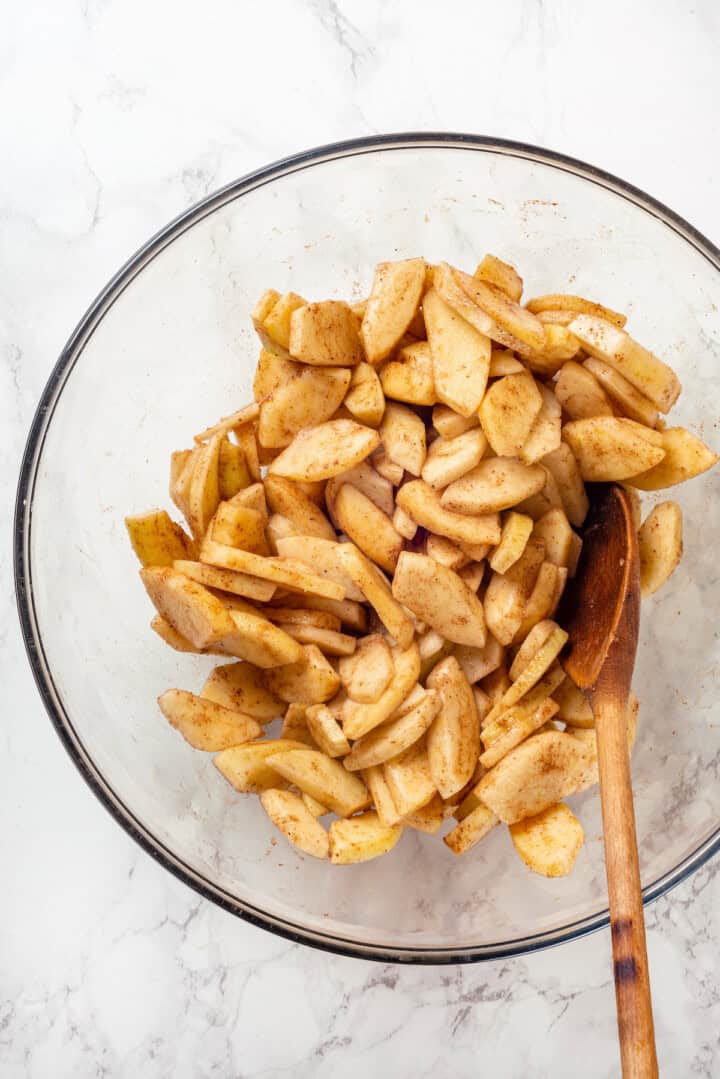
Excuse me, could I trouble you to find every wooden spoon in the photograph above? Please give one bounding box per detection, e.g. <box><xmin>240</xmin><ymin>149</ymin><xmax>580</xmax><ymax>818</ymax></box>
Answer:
<box><xmin>561</xmin><ymin>483</ymin><xmax>658</xmax><ymax>1079</ymax></box>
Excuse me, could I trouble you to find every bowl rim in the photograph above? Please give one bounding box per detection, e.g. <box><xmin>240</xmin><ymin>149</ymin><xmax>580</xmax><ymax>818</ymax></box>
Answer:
<box><xmin>14</xmin><ymin>132</ymin><xmax>720</xmax><ymax>964</ymax></box>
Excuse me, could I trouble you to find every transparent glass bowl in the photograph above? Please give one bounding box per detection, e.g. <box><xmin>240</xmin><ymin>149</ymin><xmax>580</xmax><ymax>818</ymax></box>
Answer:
<box><xmin>15</xmin><ymin>135</ymin><xmax>720</xmax><ymax>963</ymax></box>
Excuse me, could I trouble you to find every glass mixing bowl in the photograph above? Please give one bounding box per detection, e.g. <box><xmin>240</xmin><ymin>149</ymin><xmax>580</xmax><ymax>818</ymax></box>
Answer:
<box><xmin>15</xmin><ymin>134</ymin><xmax>720</xmax><ymax>963</ymax></box>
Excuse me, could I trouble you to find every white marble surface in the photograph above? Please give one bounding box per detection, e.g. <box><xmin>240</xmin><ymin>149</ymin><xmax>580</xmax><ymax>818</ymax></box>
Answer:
<box><xmin>1</xmin><ymin>1</ymin><xmax>719</xmax><ymax>1075</ymax></box>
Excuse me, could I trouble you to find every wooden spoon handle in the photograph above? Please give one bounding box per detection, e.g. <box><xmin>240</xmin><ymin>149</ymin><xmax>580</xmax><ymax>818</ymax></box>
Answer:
<box><xmin>595</xmin><ymin>690</ymin><xmax>658</xmax><ymax>1079</ymax></box>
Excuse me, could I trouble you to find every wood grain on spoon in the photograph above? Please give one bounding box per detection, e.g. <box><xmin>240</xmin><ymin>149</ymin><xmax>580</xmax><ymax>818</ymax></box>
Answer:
<box><xmin>561</xmin><ymin>483</ymin><xmax>658</xmax><ymax>1079</ymax></box>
